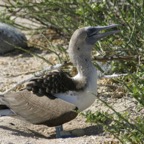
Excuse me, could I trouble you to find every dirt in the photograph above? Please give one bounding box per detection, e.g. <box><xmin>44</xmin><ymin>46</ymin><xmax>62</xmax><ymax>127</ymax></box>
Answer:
<box><xmin>0</xmin><ymin>50</ymin><xmax>140</xmax><ymax>144</ymax></box>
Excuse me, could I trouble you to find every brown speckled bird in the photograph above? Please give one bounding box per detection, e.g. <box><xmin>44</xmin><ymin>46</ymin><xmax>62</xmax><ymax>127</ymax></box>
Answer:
<box><xmin>0</xmin><ymin>24</ymin><xmax>120</xmax><ymax>138</ymax></box>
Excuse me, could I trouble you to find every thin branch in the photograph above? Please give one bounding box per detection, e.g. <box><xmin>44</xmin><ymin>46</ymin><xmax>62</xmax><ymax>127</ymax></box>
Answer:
<box><xmin>4</xmin><ymin>41</ymin><xmax>53</xmax><ymax>65</ymax></box>
<box><xmin>102</xmin><ymin>73</ymin><xmax>128</xmax><ymax>78</ymax></box>
<box><xmin>94</xmin><ymin>56</ymin><xmax>135</xmax><ymax>62</ymax></box>
<box><xmin>1</xmin><ymin>63</ymin><xmax>66</xmax><ymax>95</ymax></box>
<box><xmin>1</xmin><ymin>63</ymin><xmax>127</xmax><ymax>95</ymax></box>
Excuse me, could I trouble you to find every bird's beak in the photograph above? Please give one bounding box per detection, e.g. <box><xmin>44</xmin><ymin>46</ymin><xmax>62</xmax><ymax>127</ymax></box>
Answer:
<box><xmin>95</xmin><ymin>24</ymin><xmax>120</xmax><ymax>39</ymax></box>
<box><xmin>86</xmin><ymin>24</ymin><xmax>120</xmax><ymax>44</ymax></box>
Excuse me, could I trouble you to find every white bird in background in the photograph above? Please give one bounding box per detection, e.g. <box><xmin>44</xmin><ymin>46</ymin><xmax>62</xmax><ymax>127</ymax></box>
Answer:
<box><xmin>0</xmin><ymin>24</ymin><xmax>120</xmax><ymax>138</ymax></box>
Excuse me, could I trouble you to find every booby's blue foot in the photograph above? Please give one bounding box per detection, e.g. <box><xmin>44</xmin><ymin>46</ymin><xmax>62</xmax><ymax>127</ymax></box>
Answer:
<box><xmin>55</xmin><ymin>125</ymin><xmax>75</xmax><ymax>138</ymax></box>
<box><xmin>55</xmin><ymin>125</ymin><xmax>63</xmax><ymax>138</ymax></box>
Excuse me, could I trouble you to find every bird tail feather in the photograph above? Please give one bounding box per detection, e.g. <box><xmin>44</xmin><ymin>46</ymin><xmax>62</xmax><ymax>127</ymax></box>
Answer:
<box><xmin>0</xmin><ymin>94</ymin><xmax>4</xmax><ymax>103</ymax></box>
<box><xmin>0</xmin><ymin>94</ymin><xmax>15</xmax><ymax>116</ymax></box>
<box><xmin>0</xmin><ymin>94</ymin><xmax>5</xmax><ymax>105</ymax></box>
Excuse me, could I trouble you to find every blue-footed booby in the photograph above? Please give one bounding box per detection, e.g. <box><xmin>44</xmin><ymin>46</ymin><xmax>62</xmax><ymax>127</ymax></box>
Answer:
<box><xmin>0</xmin><ymin>24</ymin><xmax>119</xmax><ymax>138</ymax></box>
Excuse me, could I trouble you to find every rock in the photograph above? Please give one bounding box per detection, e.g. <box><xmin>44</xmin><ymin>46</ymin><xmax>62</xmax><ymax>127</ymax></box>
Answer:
<box><xmin>0</xmin><ymin>22</ymin><xmax>27</xmax><ymax>54</ymax></box>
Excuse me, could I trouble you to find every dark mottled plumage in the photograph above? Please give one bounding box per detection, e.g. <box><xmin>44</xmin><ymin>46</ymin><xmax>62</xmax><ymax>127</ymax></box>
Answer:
<box><xmin>26</xmin><ymin>71</ymin><xmax>78</xmax><ymax>98</ymax></box>
<box><xmin>0</xmin><ymin>105</ymin><xmax>8</xmax><ymax>109</ymax></box>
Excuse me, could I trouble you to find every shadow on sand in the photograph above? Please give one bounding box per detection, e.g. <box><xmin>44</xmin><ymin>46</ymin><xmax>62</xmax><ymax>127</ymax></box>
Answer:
<box><xmin>0</xmin><ymin>124</ymin><xmax>104</xmax><ymax>139</ymax></box>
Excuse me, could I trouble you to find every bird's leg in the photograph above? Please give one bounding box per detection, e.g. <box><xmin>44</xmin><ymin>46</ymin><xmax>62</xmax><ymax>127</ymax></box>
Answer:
<box><xmin>55</xmin><ymin>125</ymin><xmax>63</xmax><ymax>138</ymax></box>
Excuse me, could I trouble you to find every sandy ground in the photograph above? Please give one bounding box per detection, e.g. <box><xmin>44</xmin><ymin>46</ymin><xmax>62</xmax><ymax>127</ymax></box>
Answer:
<box><xmin>0</xmin><ymin>50</ymin><xmax>140</xmax><ymax>144</ymax></box>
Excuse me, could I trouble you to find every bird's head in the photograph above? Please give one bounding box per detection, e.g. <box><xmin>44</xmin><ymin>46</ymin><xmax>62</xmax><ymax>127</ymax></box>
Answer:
<box><xmin>68</xmin><ymin>24</ymin><xmax>120</xmax><ymax>68</ymax></box>
<box><xmin>68</xmin><ymin>24</ymin><xmax>120</xmax><ymax>55</ymax></box>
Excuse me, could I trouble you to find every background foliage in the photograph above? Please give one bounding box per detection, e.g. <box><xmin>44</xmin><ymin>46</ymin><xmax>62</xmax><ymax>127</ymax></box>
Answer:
<box><xmin>0</xmin><ymin>0</ymin><xmax>144</xmax><ymax>143</ymax></box>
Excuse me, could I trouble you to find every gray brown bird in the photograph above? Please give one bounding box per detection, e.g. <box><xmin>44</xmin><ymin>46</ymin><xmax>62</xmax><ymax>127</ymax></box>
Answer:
<box><xmin>0</xmin><ymin>24</ymin><xmax>119</xmax><ymax>138</ymax></box>
<box><xmin>0</xmin><ymin>22</ymin><xmax>27</xmax><ymax>54</ymax></box>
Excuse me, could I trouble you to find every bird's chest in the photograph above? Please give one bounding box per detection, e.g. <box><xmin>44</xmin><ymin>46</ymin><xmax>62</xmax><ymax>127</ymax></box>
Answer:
<box><xmin>77</xmin><ymin>73</ymin><xmax>97</xmax><ymax>110</ymax></box>
<box><xmin>55</xmin><ymin>70</ymin><xmax>97</xmax><ymax>111</ymax></box>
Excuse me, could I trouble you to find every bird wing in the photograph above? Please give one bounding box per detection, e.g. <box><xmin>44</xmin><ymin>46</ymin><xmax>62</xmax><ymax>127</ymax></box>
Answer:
<box><xmin>1</xmin><ymin>71</ymin><xmax>85</xmax><ymax>126</ymax></box>
<box><xmin>26</xmin><ymin>71</ymin><xmax>84</xmax><ymax>98</ymax></box>
<box><xmin>3</xmin><ymin>90</ymin><xmax>78</xmax><ymax>127</ymax></box>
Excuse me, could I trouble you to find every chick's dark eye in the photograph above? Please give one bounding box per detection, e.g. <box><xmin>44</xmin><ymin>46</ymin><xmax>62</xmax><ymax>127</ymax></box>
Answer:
<box><xmin>77</xmin><ymin>47</ymin><xmax>80</xmax><ymax>50</ymax></box>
